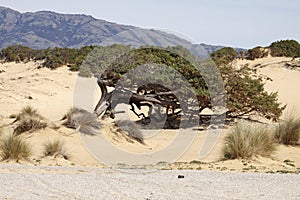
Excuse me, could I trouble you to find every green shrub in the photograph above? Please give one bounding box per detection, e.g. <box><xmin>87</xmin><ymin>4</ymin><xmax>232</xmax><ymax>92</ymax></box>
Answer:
<box><xmin>0</xmin><ymin>134</ymin><xmax>32</xmax><ymax>161</ymax></box>
<box><xmin>246</xmin><ymin>46</ymin><xmax>268</xmax><ymax>60</ymax></box>
<box><xmin>211</xmin><ymin>47</ymin><xmax>238</xmax><ymax>66</ymax></box>
<box><xmin>275</xmin><ymin>115</ymin><xmax>300</xmax><ymax>145</ymax></box>
<box><xmin>0</xmin><ymin>45</ymin><xmax>96</xmax><ymax>69</ymax></box>
<box><xmin>223</xmin><ymin>123</ymin><xmax>275</xmax><ymax>159</ymax></box>
<box><xmin>43</xmin><ymin>140</ymin><xmax>69</xmax><ymax>159</ymax></box>
<box><xmin>13</xmin><ymin>106</ymin><xmax>47</xmax><ymax>135</ymax></box>
<box><xmin>269</xmin><ymin>40</ymin><xmax>300</xmax><ymax>58</ymax></box>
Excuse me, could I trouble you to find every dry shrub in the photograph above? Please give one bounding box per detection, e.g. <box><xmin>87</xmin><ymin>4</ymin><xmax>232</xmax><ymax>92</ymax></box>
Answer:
<box><xmin>275</xmin><ymin>115</ymin><xmax>300</xmax><ymax>145</ymax></box>
<box><xmin>43</xmin><ymin>139</ymin><xmax>70</xmax><ymax>159</ymax></box>
<box><xmin>223</xmin><ymin>123</ymin><xmax>275</xmax><ymax>159</ymax></box>
<box><xmin>115</xmin><ymin>120</ymin><xmax>144</xmax><ymax>144</ymax></box>
<box><xmin>62</xmin><ymin>108</ymin><xmax>102</xmax><ymax>135</ymax></box>
<box><xmin>13</xmin><ymin>106</ymin><xmax>47</xmax><ymax>134</ymax></box>
<box><xmin>0</xmin><ymin>134</ymin><xmax>32</xmax><ymax>161</ymax></box>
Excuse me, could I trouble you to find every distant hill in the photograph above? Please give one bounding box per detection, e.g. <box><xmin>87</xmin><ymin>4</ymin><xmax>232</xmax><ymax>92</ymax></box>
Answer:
<box><xmin>0</xmin><ymin>6</ymin><xmax>245</xmax><ymax>57</ymax></box>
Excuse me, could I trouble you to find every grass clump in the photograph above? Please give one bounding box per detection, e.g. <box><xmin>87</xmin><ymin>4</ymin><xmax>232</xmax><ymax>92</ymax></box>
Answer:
<box><xmin>115</xmin><ymin>120</ymin><xmax>144</xmax><ymax>144</ymax></box>
<box><xmin>13</xmin><ymin>106</ymin><xmax>47</xmax><ymax>135</ymax></box>
<box><xmin>0</xmin><ymin>134</ymin><xmax>32</xmax><ymax>161</ymax></box>
<box><xmin>223</xmin><ymin>123</ymin><xmax>275</xmax><ymax>159</ymax></box>
<box><xmin>274</xmin><ymin>115</ymin><xmax>300</xmax><ymax>145</ymax></box>
<box><xmin>62</xmin><ymin>108</ymin><xmax>102</xmax><ymax>135</ymax></box>
<box><xmin>43</xmin><ymin>140</ymin><xmax>70</xmax><ymax>159</ymax></box>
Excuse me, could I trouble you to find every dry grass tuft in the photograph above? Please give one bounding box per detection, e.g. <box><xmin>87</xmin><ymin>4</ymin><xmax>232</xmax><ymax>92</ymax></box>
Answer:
<box><xmin>223</xmin><ymin>123</ymin><xmax>275</xmax><ymax>159</ymax></box>
<box><xmin>13</xmin><ymin>106</ymin><xmax>47</xmax><ymax>134</ymax></box>
<box><xmin>115</xmin><ymin>120</ymin><xmax>144</xmax><ymax>144</ymax></box>
<box><xmin>62</xmin><ymin>108</ymin><xmax>102</xmax><ymax>135</ymax></box>
<box><xmin>275</xmin><ymin>115</ymin><xmax>300</xmax><ymax>145</ymax></box>
<box><xmin>43</xmin><ymin>139</ymin><xmax>70</xmax><ymax>160</ymax></box>
<box><xmin>0</xmin><ymin>134</ymin><xmax>32</xmax><ymax>161</ymax></box>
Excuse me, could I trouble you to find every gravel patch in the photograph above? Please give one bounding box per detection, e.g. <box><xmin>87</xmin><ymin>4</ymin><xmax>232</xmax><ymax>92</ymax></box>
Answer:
<box><xmin>0</xmin><ymin>164</ymin><xmax>299</xmax><ymax>199</ymax></box>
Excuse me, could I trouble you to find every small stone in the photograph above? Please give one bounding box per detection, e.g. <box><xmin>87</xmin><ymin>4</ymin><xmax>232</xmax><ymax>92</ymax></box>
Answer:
<box><xmin>178</xmin><ymin>175</ymin><xmax>184</xmax><ymax>179</ymax></box>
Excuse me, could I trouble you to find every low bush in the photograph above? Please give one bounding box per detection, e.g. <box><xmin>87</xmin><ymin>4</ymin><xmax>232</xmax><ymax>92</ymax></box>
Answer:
<box><xmin>13</xmin><ymin>106</ymin><xmax>47</xmax><ymax>135</ymax></box>
<box><xmin>62</xmin><ymin>108</ymin><xmax>102</xmax><ymax>135</ymax></box>
<box><xmin>223</xmin><ymin>123</ymin><xmax>275</xmax><ymax>159</ymax></box>
<box><xmin>0</xmin><ymin>134</ymin><xmax>32</xmax><ymax>161</ymax></box>
<box><xmin>246</xmin><ymin>46</ymin><xmax>268</xmax><ymax>60</ymax></box>
<box><xmin>43</xmin><ymin>139</ymin><xmax>70</xmax><ymax>159</ymax></box>
<box><xmin>275</xmin><ymin>115</ymin><xmax>300</xmax><ymax>145</ymax></box>
<box><xmin>269</xmin><ymin>40</ymin><xmax>300</xmax><ymax>58</ymax></box>
<box><xmin>115</xmin><ymin>120</ymin><xmax>144</xmax><ymax>144</ymax></box>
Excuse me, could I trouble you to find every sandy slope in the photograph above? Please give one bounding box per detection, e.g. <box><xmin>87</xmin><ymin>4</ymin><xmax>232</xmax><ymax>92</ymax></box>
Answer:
<box><xmin>0</xmin><ymin>62</ymin><xmax>77</xmax><ymax>120</ymax></box>
<box><xmin>234</xmin><ymin>56</ymin><xmax>300</xmax><ymax>115</ymax></box>
<box><xmin>0</xmin><ymin>60</ymin><xmax>299</xmax><ymax>173</ymax></box>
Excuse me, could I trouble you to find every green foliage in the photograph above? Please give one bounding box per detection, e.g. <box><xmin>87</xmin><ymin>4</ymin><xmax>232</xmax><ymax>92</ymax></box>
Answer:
<box><xmin>0</xmin><ymin>45</ymin><xmax>35</xmax><ymax>62</ymax></box>
<box><xmin>223</xmin><ymin>123</ymin><xmax>276</xmax><ymax>159</ymax></box>
<box><xmin>0</xmin><ymin>134</ymin><xmax>32</xmax><ymax>161</ymax></box>
<box><xmin>246</xmin><ymin>46</ymin><xmax>268</xmax><ymax>60</ymax></box>
<box><xmin>222</xmin><ymin>65</ymin><xmax>285</xmax><ymax>121</ymax></box>
<box><xmin>103</xmin><ymin>47</ymin><xmax>206</xmax><ymax>92</ymax></box>
<box><xmin>79</xmin><ymin>44</ymin><xmax>131</xmax><ymax>77</ymax></box>
<box><xmin>269</xmin><ymin>40</ymin><xmax>300</xmax><ymax>58</ymax></box>
<box><xmin>100</xmin><ymin>46</ymin><xmax>284</xmax><ymax>121</ymax></box>
<box><xmin>166</xmin><ymin>45</ymin><xmax>196</xmax><ymax>63</ymax></box>
<box><xmin>43</xmin><ymin>139</ymin><xmax>70</xmax><ymax>159</ymax></box>
<box><xmin>0</xmin><ymin>45</ymin><xmax>95</xmax><ymax>69</ymax></box>
<box><xmin>275</xmin><ymin>115</ymin><xmax>300</xmax><ymax>145</ymax></box>
<box><xmin>210</xmin><ymin>47</ymin><xmax>238</xmax><ymax>66</ymax></box>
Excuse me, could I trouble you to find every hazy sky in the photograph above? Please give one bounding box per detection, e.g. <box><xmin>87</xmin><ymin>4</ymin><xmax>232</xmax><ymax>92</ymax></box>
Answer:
<box><xmin>1</xmin><ymin>0</ymin><xmax>299</xmax><ymax>48</ymax></box>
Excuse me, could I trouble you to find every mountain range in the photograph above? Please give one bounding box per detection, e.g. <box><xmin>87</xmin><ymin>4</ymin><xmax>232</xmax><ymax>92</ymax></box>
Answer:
<box><xmin>0</xmin><ymin>6</ymin><xmax>244</xmax><ymax>57</ymax></box>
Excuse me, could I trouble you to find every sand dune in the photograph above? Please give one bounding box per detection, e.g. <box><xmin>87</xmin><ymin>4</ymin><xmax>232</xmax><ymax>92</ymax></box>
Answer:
<box><xmin>0</xmin><ymin>60</ymin><xmax>299</xmax><ymax>173</ymax></box>
<box><xmin>235</xmin><ymin>57</ymin><xmax>300</xmax><ymax>115</ymax></box>
<box><xmin>0</xmin><ymin>62</ymin><xmax>77</xmax><ymax>120</ymax></box>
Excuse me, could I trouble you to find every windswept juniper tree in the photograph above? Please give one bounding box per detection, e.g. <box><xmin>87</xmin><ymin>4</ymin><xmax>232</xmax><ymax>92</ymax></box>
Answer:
<box><xmin>92</xmin><ymin>46</ymin><xmax>285</xmax><ymax>126</ymax></box>
<box><xmin>92</xmin><ymin>47</ymin><xmax>210</xmax><ymax>128</ymax></box>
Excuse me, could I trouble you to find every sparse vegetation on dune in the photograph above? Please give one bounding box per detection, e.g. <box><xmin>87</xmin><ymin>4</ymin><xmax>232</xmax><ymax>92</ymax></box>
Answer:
<box><xmin>12</xmin><ymin>106</ymin><xmax>47</xmax><ymax>135</ymax></box>
<box><xmin>223</xmin><ymin>123</ymin><xmax>276</xmax><ymax>159</ymax></box>
<box><xmin>43</xmin><ymin>139</ymin><xmax>70</xmax><ymax>160</ymax></box>
<box><xmin>115</xmin><ymin>120</ymin><xmax>145</xmax><ymax>144</ymax></box>
<box><xmin>62</xmin><ymin>108</ymin><xmax>102</xmax><ymax>135</ymax></box>
<box><xmin>275</xmin><ymin>114</ymin><xmax>300</xmax><ymax>145</ymax></box>
<box><xmin>0</xmin><ymin>134</ymin><xmax>32</xmax><ymax>161</ymax></box>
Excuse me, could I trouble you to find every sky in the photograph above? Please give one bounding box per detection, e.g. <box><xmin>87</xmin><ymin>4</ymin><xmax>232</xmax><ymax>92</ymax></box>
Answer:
<box><xmin>0</xmin><ymin>0</ymin><xmax>299</xmax><ymax>48</ymax></box>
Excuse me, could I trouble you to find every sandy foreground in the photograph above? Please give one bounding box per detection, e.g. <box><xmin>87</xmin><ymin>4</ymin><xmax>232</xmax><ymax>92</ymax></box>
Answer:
<box><xmin>0</xmin><ymin>59</ymin><xmax>299</xmax><ymax>199</ymax></box>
